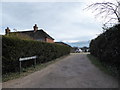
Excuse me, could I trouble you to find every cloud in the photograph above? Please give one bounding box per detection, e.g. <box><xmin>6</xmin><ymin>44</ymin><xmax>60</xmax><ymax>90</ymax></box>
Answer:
<box><xmin>1</xmin><ymin>0</ymin><xmax>87</xmax><ymax>2</ymax></box>
<box><xmin>47</xmin><ymin>3</ymin><xmax>102</xmax><ymax>41</ymax></box>
<box><xmin>1</xmin><ymin>2</ymin><xmax>103</xmax><ymax>42</ymax></box>
<box><xmin>1</xmin><ymin>0</ymin><xmax>116</xmax><ymax>2</ymax></box>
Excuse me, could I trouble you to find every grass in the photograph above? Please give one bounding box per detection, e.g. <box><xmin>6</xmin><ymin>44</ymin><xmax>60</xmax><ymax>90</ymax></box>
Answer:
<box><xmin>87</xmin><ymin>54</ymin><xmax>114</xmax><ymax>77</ymax></box>
<box><xmin>2</xmin><ymin>55</ymin><xmax>69</xmax><ymax>82</ymax></box>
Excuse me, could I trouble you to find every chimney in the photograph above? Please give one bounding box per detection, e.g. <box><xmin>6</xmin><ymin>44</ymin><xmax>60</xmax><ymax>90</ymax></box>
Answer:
<box><xmin>33</xmin><ymin>24</ymin><xmax>38</xmax><ymax>32</ymax></box>
<box><xmin>5</xmin><ymin>27</ymin><xmax>10</xmax><ymax>35</ymax></box>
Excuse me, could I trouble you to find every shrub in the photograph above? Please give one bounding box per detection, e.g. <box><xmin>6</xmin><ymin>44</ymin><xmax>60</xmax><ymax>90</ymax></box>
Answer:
<box><xmin>90</xmin><ymin>24</ymin><xmax>120</xmax><ymax>76</ymax></box>
<box><xmin>2</xmin><ymin>36</ymin><xmax>70</xmax><ymax>74</ymax></box>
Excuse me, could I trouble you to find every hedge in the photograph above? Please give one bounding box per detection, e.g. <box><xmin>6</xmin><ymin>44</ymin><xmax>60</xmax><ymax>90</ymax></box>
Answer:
<box><xmin>90</xmin><ymin>24</ymin><xmax>120</xmax><ymax>76</ymax></box>
<box><xmin>2</xmin><ymin>36</ymin><xmax>70</xmax><ymax>74</ymax></box>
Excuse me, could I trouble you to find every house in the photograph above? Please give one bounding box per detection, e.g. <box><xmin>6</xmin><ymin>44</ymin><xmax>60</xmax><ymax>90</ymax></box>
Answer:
<box><xmin>80</xmin><ymin>46</ymin><xmax>89</xmax><ymax>52</ymax></box>
<box><xmin>55</xmin><ymin>42</ymin><xmax>71</xmax><ymax>47</ymax></box>
<box><xmin>75</xmin><ymin>48</ymin><xmax>82</xmax><ymax>53</ymax></box>
<box><xmin>5</xmin><ymin>24</ymin><xmax>54</xmax><ymax>43</ymax></box>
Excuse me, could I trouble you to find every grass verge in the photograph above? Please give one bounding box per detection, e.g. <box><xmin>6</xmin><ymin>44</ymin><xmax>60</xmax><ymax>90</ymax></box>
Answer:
<box><xmin>87</xmin><ymin>54</ymin><xmax>115</xmax><ymax>77</ymax></box>
<box><xmin>2</xmin><ymin>54</ymin><xmax>69</xmax><ymax>82</ymax></box>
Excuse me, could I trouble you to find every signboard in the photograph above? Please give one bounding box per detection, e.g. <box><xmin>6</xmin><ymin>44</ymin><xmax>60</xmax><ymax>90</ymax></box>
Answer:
<box><xmin>19</xmin><ymin>56</ymin><xmax>37</xmax><ymax>61</ymax></box>
<box><xmin>19</xmin><ymin>56</ymin><xmax>37</xmax><ymax>73</ymax></box>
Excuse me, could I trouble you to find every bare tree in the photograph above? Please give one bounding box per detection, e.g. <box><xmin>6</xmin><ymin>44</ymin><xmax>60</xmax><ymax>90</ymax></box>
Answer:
<box><xmin>86</xmin><ymin>0</ymin><xmax>120</xmax><ymax>26</ymax></box>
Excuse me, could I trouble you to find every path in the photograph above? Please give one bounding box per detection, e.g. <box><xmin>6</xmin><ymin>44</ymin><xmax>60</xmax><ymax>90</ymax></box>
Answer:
<box><xmin>3</xmin><ymin>53</ymin><xmax>118</xmax><ymax>88</ymax></box>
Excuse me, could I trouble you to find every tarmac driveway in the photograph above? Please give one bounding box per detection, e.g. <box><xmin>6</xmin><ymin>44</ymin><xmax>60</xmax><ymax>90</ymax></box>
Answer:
<box><xmin>3</xmin><ymin>53</ymin><xmax>118</xmax><ymax>88</ymax></box>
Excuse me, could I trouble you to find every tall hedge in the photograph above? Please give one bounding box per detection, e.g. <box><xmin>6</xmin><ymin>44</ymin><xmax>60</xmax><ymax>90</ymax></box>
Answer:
<box><xmin>90</xmin><ymin>24</ymin><xmax>120</xmax><ymax>75</ymax></box>
<box><xmin>2</xmin><ymin>36</ymin><xmax>70</xmax><ymax>74</ymax></box>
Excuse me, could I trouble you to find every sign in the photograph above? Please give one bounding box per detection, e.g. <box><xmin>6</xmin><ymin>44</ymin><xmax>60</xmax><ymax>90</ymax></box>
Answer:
<box><xmin>19</xmin><ymin>56</ymin><xmax>37</xmax><ymax>61</ymax></box>
<box><xmin>19</xmin><ymin>56</ymin><xmax>37</xmax><ymax>73</ymax></box>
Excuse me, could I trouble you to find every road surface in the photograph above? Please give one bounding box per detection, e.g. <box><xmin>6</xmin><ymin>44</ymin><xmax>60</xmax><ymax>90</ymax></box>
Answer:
<box><xmin>3</xmin><ymin>53</ymin><xmax>118</xmax><ymax>88</ymax></box>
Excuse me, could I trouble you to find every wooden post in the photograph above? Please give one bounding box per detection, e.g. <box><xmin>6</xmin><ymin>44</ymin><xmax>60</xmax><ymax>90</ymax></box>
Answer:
<box><xmin>19</xmin><ymin>61</ymin><xmax>22</xmax><ymax>73</ymax></box>
<box><xmin>34</xmin><ymin>58</ymin><xmax>37</xmax><ymax>68</ymax></box>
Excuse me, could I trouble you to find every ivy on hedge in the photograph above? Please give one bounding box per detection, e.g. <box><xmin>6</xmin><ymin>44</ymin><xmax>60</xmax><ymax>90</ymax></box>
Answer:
<box><xmin>90</xmin><ymin>24</ymin><xmax>120</xmax><ymax>76</ymax></box>
<box><xmin>2</xmin><ymin>36</ymin><xmax>70</xmax><ymax>74</ymax></box>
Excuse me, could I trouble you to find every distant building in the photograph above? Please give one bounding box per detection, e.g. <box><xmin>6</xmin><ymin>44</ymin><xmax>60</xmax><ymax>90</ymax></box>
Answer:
<box><xmin>5</xmin><ymin>24</ymin><xmax>54</xmax><ymax>43</ymax></box>
<box><xmin>55</xmin><ymin>42</ymin><xmax>71</xmax><ymax>47</ymax></box>
<box><xmin>80</xmin><ymin>46</ymin><xmax>89</xmax><ymax>52</ymax></box>
<box><xmin>75</xmin><ymin>48</ymin><xmax>82</xmax><ymax>53</ymax></box>
<box><xmin>71</xmin><ymin>47</ymin><xmax>82</xmax><ymax>53</ymax></box>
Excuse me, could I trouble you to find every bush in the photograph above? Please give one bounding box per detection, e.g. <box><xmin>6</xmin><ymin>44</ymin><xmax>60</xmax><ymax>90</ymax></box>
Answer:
<box><xmin>2</xmin><ymin>36</ymin><xmax>70</xmax><ymax>74</ymax></box>
<box><xmin>90</xmin><ymin>24</ymin><xmax>120</xmax><ymax>76</ymax></box>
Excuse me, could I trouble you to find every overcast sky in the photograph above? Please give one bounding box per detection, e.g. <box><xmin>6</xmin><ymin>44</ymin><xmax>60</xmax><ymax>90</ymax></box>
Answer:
<box><xmin>0</xmin><ymin>0</ymin><xmax>115</xmax><ymax>42</ymax></box>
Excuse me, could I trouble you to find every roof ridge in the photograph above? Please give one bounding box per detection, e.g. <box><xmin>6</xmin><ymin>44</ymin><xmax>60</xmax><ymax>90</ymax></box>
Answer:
<box><xmin>9</xmin><ymin>29</ymin><xmax>54</xmax><ymax>40</ymax></box>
